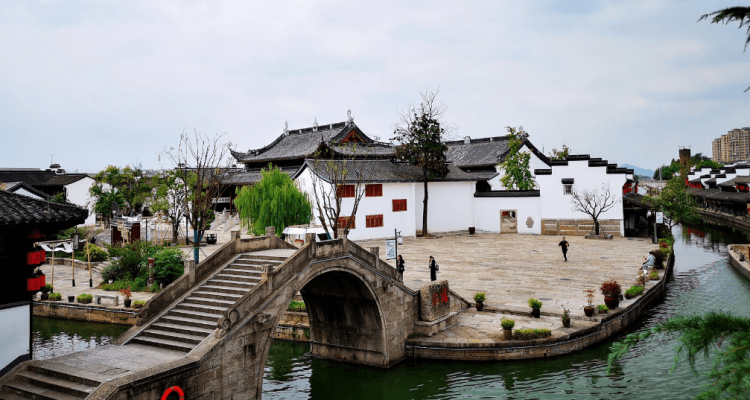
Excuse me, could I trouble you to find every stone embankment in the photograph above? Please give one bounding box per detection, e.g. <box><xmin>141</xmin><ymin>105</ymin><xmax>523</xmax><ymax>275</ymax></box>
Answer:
<box><xmin>727</xmin><ymin>244</ymin><xmax>750</xmax><ymax>280</ymax></box>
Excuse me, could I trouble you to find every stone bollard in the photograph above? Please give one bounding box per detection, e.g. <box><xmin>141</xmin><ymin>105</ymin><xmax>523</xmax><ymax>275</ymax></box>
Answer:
<box><xmin>185</xmin><ymin>259</ymin><xmax>196</xmax><ymax>287</ymax></box>
<box><xmin>261</xmin><ymin>264</ymin><xmax>274</xmax><ymax>289</ymax></box>
<box><xmin>370</xmin><ymin>247</ymin><xmax>380</xmax><ymax>269</ymax></box>
<box><xmin>147</xmin><ymin>258</ymin><xmax>155</xmax><ymax>288</ymax></box>
<box><xmin>305</xmin><ymin>233</ymin><xmax>317</xmax><ymax>244</ymax></box>
<box><xmin>231</xmin><ymin>230</ymin><xmax>241</xmax><ymax>239</ymax></box>
<box><xmin>265</xmin><ymin>226</ymin><xmax>276</xmax><ymax>236</ymax></box>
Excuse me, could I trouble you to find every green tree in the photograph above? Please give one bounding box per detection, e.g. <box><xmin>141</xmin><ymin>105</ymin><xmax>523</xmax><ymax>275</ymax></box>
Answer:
<box><xmin>653</xmin><ymin>162</ymin><xmax>682</xmax><ymax>180</ymax></box>
<box><xmin>645</xmin><ymin>176</ymin><xmax>699</xmax><ymax>230</ymax></box>
<box><xmin>548</xmin><ymin>144</ymin><xmax>571</xmax><ymax>161</ymax></box>
<box><xmin>50</xmin><ymin>191</ymin><xmax>67</xmax><ymax>204</ymax></box>
<box><xmin>694</xmin><ymin>159</ymin><xmax>723</xmax><ymax>170</ymax></box>
<box><xmin>150</xmin><ymin>169</ymin><xmax>188</xmax><ymax>243</ymax></box>
<box><xmin>392</xmin><ymin>89</ymin><xmax>450</xmax><ymax>237</ymax></box>
<box><xmin>90</xmin><ymin>165</ymin><xmax>151</xmax><ymax>221</ymax></box>
<box><xmin>699</xmin><ymin>6</ymin><xmax>750</xmax><ymax>92</ymax></box>
<box><xmin>235</xmin><ymin>164</ymin><xmax>312</xmax><ymax>237</ymax></box>
<box><xmin>608</xmin><ymin>312</ymin><xmax>750</xmax><ymax>399</ymax></box>
<box><xmin>499</xmin><ymin>127</ymin><xmax>536</xmax><ymax>190</ymax></box>
<box><xmin>153</xmin><ymin>248</ymin><xmax>185</xmax><ymax>287</ymax></box>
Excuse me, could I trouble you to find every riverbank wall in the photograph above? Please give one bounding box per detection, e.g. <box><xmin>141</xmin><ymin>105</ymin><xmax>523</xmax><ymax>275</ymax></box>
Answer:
<box><xmin>727</xmin><ymin>244</ymin><xmax>750</xmax><ymax>280</ymax></box>
<box><xmin>698</xmin><ymin>210</ymin><xmax>750</xmax><ymax>233</ymax></box>
<box><xmin>406</xmin><ymin>253</ymin><xmax>674</xmax><ymax>361</ymax></box>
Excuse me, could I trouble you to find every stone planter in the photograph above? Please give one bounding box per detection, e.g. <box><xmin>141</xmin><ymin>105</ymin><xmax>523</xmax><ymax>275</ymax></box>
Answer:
<box><xmin>531</xmin><ymin>308</ymin><xmax>541</xmax><ymax>318</ymax></box>
<box><xmin>475</xmin><ymin>302</ymin><xmax>484</xmax><ymax>311</ymax></box>
<box><xmin>604</xmin><ymin>297</ymin><xmax>619</xmax><ymax>309</ymax></box>
<box><xmin>584</xmin><ymin>306</ymin><xmax>595</xmax><ymax>317</ymax></box>
<box><xmin>503</xmin><ymin>329</ymin><xmax>512</xmax><ymax>341</ymax></box>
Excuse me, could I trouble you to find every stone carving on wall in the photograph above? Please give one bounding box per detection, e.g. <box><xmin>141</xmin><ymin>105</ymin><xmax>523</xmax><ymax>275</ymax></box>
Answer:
<box><xmin>526</xmin><ymin>216</ymin><xmax>534</xmax><ymax>228</ymax></box>
<box><xmin>419</xmin><ymin>280</ymin><xmax>451</xmax><ymax>322</ymax></box>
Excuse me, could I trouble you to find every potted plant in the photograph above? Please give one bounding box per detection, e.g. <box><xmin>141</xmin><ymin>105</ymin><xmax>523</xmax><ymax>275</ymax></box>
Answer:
<box><xmin>625</xmin><ymin>286</ymin><xmax>644</xmax><ymax>299</ymax></box>
<box><xmin>583</xmin><ymin>289</ymin><xmax>595</xmax><ymax>317</ymax></box>
<box><xmin>501</xmin><ymin>317</ymin><xmax>515</xmax><ymax>340</ymax></box>
<box><xmin>48</xmin><ymin>292</ymin><xmax>62</xmax><ymax>301</ymax></box>
<box><xmin>133</xmin><ymin>300</ymin><xmax>146</xmax><ymax>309</ymax></box>
<box><xmin>40</xmin><ymin>284</ymin><xmax>53</xmax><ymax>301</ymax></box>
<box><xmin>474</xmin><ymin>292</ymin><xmax>486</xmax><ymax>311</ymax></box>
<box><xmin>561</xmin><ymin>308</ymin><xmax>571</xmax><ymax>328</ymax></box>
<box><xmin>650</xmin><ymin>271</ymin><xmax>659</xmax><ymax>281</ymax></box>
<box><xmin>528</xmin><ymin>298</ymin><xmax>543</xmax><ymax>318</ymax></box>
<box><xmin>600</xmin><ymin>279</ymin><xmax>621</xmax><ymax>309</ymax></box>
<box><xmin>597</xmin><ymin>304</ymin><xmax>609</xmax><ymax>314</ymax></box>
<box><xmin>77</xmin><ymin>293</ymin><xmax>93</xmax><ymax>304</ymax></box>
<box><xmin>120</xmin><ymin>288</ymin><xmax>133</xmax><ymax>308</ymax></box>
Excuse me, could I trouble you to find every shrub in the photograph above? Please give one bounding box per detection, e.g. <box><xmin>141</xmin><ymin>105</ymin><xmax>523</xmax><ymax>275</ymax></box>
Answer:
<box><xmin>501</xmin><ymin>317</ymin><xmax>515</xmax><ymax>330</ymax></box>
<box><xmin>650</xmin><ymin>271</ymin><xmax>659</xmax><ymax>279</ymax></box>
<box><xmin>625</xmin><ymin>286</ymin><xmax>644</xmax><ymax>297</ymax></box>
<box><xmin>153</xmin><ymin>248</ymin><xmax>185</xmax><ymax>287</ymax></box>
<box><xmin>287</xmin><ymin>300</ymin><xmax>306</xmax><ymax>312</ymax></box>
<box><xmin>101</xmin><ymin>280</ymin><xmax>135</xmax><ymax>291</ymax></box>
<box><xmin>598</xmin><ymin>304</ymin><xmax>609</xmax><ymax>313</ymax></box>
<box><xmin>120</xmin><ymin>288</ymin><xmax>132</xmax><ymax>299</ymax></box>
<box><xmin>474</xmin><ymin>292</ymin><xmax>486</xmax><ymax>303</ymax></box>
<box><xmin>513</xmin><ymin>328</ymin><xmax>552</xmax><ymax>340</ymax></box>
<box><xmin>528</xmin><ymin>298</ymin><xmax>543</xmax><ymax>310</ymax></box>
<box><xmin>48</xmin><ymin>292</ymin><xmax>62</xmax><ymax>301</ymax></box>
<box><xmin>101</xmin><ymin>263</ymin><xmax>127</xmax><ymax>283</ymax></box>
<box><xmin>148</xmin><ymin>284</ymin><xmax>161</xmax><ymax>293</ymax></box>
<box><xmin>132</xmin><ymin>300</ymin><xmax>146</xmax><ymax>309</ymax></box>
<box><xmin>41</xmin><ymin>284</ymin><xmax>53</xmax><ymax>294</ymax></box>
<box><xmin>80</xmin><ymin>243</ymin><xmax>108</xmax><ymax>262</ymax></box>
<box><xmin>600</xmin><ymin>279</ymin><xmax>622</xmax><ymax>298</ymax></box>
<box><xmin>77</xmin><ymin>293</ymin><xmax>93</xmax><ymax>304</ymax></box>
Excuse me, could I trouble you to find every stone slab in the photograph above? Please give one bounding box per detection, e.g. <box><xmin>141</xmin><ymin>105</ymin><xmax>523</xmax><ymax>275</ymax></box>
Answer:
<box><xmin>419</xmin><ymin>280</ymin><xmax>450</xmax><ymax>322</ymax></box>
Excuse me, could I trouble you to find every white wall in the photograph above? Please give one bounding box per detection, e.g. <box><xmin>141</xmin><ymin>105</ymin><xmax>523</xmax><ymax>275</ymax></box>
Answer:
<box><xmin>474</xmin><ymin>196</ymin><xmax>541</xmax><ymax>234</ymax></box>
<box><xmin>414</xmin><ymin>181</ymin><xmax>475</xmax><ymax>234</ymax></box>
<box><xmin>14</xmin><ymin>188</ymin><xmax>44</xmax><ymax>200</ymax></box>
<box><xmin>0</xmin><ymin>304</ymin><xmax>30</xmax><ymax>373</ymax></box>
<box><xmin>65</xmin><ymin>177</ymin><xmax>96</xmax><ymax>225</ymax></box>
<box><xmin>488</xmin><ymin>143</ymin><xmax>548</xmax><ymax>190</ymax></box>
<box><xmin>536</xmin><ymin>160</ymin><xmax>626</xmax><ymax>235</ymax></box>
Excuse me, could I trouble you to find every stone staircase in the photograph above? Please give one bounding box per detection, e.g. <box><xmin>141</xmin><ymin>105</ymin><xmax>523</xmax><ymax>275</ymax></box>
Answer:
<box><xmin>126</xmin><ymin>253</ymin><xmax>289</xmax><ymax>353</ymax></box>
<box><xmin>0</xmin><ymin>363</ymin><xmax>104</xmax><ymax>400</ymax></box>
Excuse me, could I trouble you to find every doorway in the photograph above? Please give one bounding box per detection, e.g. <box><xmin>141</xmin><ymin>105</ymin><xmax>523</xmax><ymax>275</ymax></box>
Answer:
<box><xmin>500</xmin><ymin>210</ymin><xmax>518</xmax><ymax>233</ymax></box>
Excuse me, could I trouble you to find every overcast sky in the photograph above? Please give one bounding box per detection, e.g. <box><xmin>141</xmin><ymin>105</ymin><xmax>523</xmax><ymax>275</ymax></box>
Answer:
<box><xmin>1</xmin><ymin>0</ymin><xmax>748</xmax><ymax>173</ymax></box>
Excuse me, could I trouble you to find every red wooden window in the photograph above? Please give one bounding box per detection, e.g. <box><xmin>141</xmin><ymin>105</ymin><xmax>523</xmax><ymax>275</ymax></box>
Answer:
<box><xmin>366</xmin><ymin>214</ymin><xmax>384</xmax><ymax>228</ymax></box>
<box><xmin>337</xmin><ymin>185</ymin><xmax>355</xmax><ymax>198</ymax></box>
<box><xmin>365</xmin><ymin>184</ymin><xmax>383</xmax><ymax>197</ymax></box>
<box><xmin>338</xmin><ymin>216</ymin><xmax>356</xmax><ymax>229</ymax></box>
<box><xmin>392</xmin><ymin>199</ymin><xmax>407</xmax><ymax>212</ymax></box>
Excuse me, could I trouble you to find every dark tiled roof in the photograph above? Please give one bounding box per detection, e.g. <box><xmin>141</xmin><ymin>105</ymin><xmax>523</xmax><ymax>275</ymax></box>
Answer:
<box><xmin>329</xmin><ymin>143</ymin><xmax>396</xmax><ymax>157</ymax></box>
<box><xmin>445</xmin><ymin>136</ymin><xmax>510</xmax><ymax>168</ymax></box>
<box><xmin>718</xmin><ymin>176</ymin><xmax>750</xmax><ymax>187</ymax></box>
<box><xmin>534</xmin><ymin>169</ymin><xmax>552</xmax><ymax>175</ymax></box>
<box><xmin>3</xmin><ymin>182</ymin><xmax>51</xmax><ymax>199</ymax></box>
<box><xmin>687</xmin><ymin>188</ymin><xmax>750</xmax><ymax>203</ymax></box>
<box><xmin>623</xmin><ymin>193</ymin><xmax>651</xmax><ymax>208</ymax></box>
<box><xmin>689</xmin><ymin>177</ymin><xmax>703</xmax><ymax>184</ymax></box>
<box><xmin>223</xmin><ymin>166</ymin><xmax>301</xmax><ymax>185</ymax></box>
<box><xmin>561</xmin><ymin>178</ymin><xmax>574</xmax><ymax>184</ymax></box>
<box><xmin>474</xmin><ymin>190</ymin><xmax>540</xmax><ymax>198</ymax></box>
<box><xmin>297</xmin><ymin>159</ymin><xmax>498</xmax><ymax>184</ymax></box>
<box><xmin>0</xmin><ymin>170</ymin><xmax>88</xmax><ymax>187</ymax></box>
<box><xmin>705</xmin><ymin>178</ymin><xmax>717</xmax><ymax>184</ymax></box>
<box><xmin>0</xmin><ymin>190</ymin><xmax>88</xmax><ymax>226</ymax></box>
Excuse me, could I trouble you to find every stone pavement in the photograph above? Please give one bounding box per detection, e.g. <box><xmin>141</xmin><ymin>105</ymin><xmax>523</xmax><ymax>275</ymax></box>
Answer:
<box><xmin>357</xmin><ymin>233</ymin><xmax>656</xmax><ymax>318</ymax></box>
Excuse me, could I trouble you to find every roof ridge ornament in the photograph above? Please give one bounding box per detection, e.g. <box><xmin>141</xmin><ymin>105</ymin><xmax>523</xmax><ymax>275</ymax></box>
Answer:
<box><xmin>347</xmin><ymin>110</ymin><xmax>353</xmax><ymax>123</ymax></box>
<box><xmin>283</xmin><ymin>121</ymin><xmax>289</xmax><ymax>135</ymax></box>
<box><xmin>313</xmin><ymin>118</ymin><xmax>318</xmax><ymax>132</ymax></box>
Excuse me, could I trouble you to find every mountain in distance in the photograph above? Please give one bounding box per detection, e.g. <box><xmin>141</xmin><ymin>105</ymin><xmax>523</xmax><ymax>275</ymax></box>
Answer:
<box><xmin>620</xmin><ymin>164</ymin><xmax>654</xmax><ymax>178</ymax></box>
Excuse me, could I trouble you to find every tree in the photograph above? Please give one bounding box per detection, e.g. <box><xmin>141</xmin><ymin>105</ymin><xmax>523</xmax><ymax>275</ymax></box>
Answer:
<box><xmin>652</xmin><ymin>161</ymin><xmax>682</xmax><ymax>180</ymax></box>
<box><xmin>499</xmin><ymin>126</ymin><xmax>536</xmax><ymax>190</ymax></box>
<box><xmin>235</xmin><ymin>164</ymin><xmax>312</xmax><ymax>237</ymax></box>
<box><xmin>569</xmin><ymin>183</ymin><xmax>619</xmax><ymax>235</ymax></box>
<box><xmin>391</xmin><ymin>89</ymin><xmax>450</xmax><ymax>237</ymax></box>
<box><xmin>89</xmin><ymin>184</ymin><xmax>125</xmax><ymax>226</ymax></box>
<box><xmin>699</xmin><ymin>6</ymin><xmax>750</xmax><ymax>92</ymax></box>
<box><xmin>308</xmin><ymin>156</ymin><xmax>371</xmax><ymax>239</ymax></box>
<box><xmin>169</xmin><ymin>130</ymin><xmax>230</xmax><ymax>263</ymax></box>
<box><xmin>50</xmin><ymin>191</ymin><xmax>67</xmax><ymax>204</ymax></box>
<box><xmin>645</xmin><ymin>176</ymin><xmax>699</xmax><ymax>230</ymax></box>
<box><xmin>150</xmin><ymin>169</ymin><xmax>188</xmax><ymax>244</ymax></box>
<box><xmin>607</xmin><ymin>312</ymin><xmax>750</xmax><ymax>399</ymax></box>
<box><xmin>548</xmin><ymin>144</ymin><xmax>571</xmax><ymax>161</ymax></box>
<box><xmin>89</xmin><ymin>165</ymin><xmax>151</xmax><ymax>221</ymax></box>
<box><xmin>694</xmin><ymin>159</ymin><xmax>723</xmax><ymax>170</ymax></box>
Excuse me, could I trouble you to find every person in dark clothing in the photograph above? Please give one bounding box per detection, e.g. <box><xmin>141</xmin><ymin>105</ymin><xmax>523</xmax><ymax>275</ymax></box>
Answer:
<box><xmin>559</xmin><ymin>237</ymin><xmax>569</xmax><ymax>261</ymax></box>
<box><xmin>397</xmin><ymin>255</ymin><xmax>405</xmax><ymax>280</ymax></box>
<box><xmin>429</xmin><ymin>256</ymin><xmax>438</xmax><ymax>281</ymax></box>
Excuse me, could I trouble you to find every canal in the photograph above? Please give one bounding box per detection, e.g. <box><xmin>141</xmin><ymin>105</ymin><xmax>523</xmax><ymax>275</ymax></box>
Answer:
<box><xmin>31</xmin><ymin>225</ymin><xmax>750</xmax><ymax>399</ymax></box>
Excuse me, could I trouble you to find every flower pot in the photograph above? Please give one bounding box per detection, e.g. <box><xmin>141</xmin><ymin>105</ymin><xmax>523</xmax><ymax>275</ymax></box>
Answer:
<box><xmin>469</xmin><ymin>227</ymin><xmax>476</xmax><ymax>235</ymax></box>
<box><xmin>624</xmin><ymin>292</ymin><xmax>633</xmax><ymax>300</ymax></box>
<box><xmin>503</xmin><ymin>329</ymin><xmax>512</xmax><ymax>341</ymax></box>
<box><xmin>604</xmin><ymin>297</ymin><xmax>619</xmax><ymax>309</ymax></box>
<box><xmin>476</xmin><ymin>302</ymin><xmax>484</xmax><ymax>311</ymax></box>
<box><xmin>40</xmin><ymin>293</ymin><xmax>49</xmax><ymax>301</ymax></box>
<box><xmin>68</xmin><ymin>296</ymin><xmax>75</xmax><ymax>303</ymax></box>
<box><xmin>562</xmin><ymin>319</ymin><xmax>571</xmax><ymax>328</ymax></box>
<box><xmin>584</xmin><ymin>306</ymin><xmax>595</xmax><ymax>317</ymax></box>
<box><xmin>124</xmin><ymin>299</ymin><xmax>132</xmax><ymax>308</ymax></box>
<box><xmin>531</xmin><ymin>308</ymin><xmax>541</xmax><ymax>318</ymax></box>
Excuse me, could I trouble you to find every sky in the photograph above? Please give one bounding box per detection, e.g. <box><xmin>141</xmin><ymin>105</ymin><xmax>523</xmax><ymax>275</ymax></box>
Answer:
<box><xmin>0</xmin><ymin>0</ymin><xmax>748</xmax><ymax>173</ymax></box>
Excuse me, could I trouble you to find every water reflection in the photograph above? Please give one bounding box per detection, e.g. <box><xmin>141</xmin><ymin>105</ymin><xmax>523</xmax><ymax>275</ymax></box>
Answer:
<box><xmin>32</xmin><ymin>317</ymin><xmax>129</xmax><ymax>360</ymax></box>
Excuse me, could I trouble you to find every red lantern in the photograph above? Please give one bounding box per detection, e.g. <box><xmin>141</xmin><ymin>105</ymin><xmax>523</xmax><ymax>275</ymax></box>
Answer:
<box><xmin>27</xmin><ymin>276</ymin><xmax>41</xmax><ymax>291</ymax></box>
<box><xmin>27</xmin><ymin>250</ymin><xmax>46</xmax><ymax>266</ymax></box>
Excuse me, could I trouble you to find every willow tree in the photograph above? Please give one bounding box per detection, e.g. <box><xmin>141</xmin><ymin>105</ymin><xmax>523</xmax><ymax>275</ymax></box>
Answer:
<box><xmin>498</xmin><ymin>126</ymin><xmax>536</xmax><ymax>190</ymax></box>
<box><xmin>235</xmin><ymin>165</ymin><xmax>312</xmax><ymax>236</ymax></box>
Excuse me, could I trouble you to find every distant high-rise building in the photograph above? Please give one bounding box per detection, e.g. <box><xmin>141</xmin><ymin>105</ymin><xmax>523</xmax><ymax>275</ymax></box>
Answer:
<box><xmin>712</xmin><ymin>127</ymin><xmax>750</xmax><ymax>164</ymax></box>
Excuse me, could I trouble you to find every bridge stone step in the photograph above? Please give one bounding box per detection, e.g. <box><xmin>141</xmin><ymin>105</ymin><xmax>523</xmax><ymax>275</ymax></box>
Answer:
<box><xmin>174</xmin><ymin>303</ymin><xmax>228</xmax><ymax>315</ymax></box>
<box><xmin>28</xmin><ymin>364</ymin><xmax>104</xmax><ymax>388</ymax></box>
<box><xmin>199</xmin><ymin>284</ymin><xmax>248</xmax><ymax>296</ymax></box>
<box><xmin>213</xmin><ymin>273</ymin><xmax>261</xmax><ymax>283</ymax></box>
<box><xmin>150</xmin><ymin>322</ymin><xmax>215</xmax><ymax>336</ymax></box>
<box><xmin>236</xmin><ymin>255</ymin><xmax>287</xmax><ymax>262</ymax></box>
<box><xmin>207</xmin><ymin>279</ymin><xmax>256</xmax><ymax>289</ymax></box>
<box><xmin>223</xmin><ymin>267</ymin><xmax>262</xmax><ymax>276</ymax></box>
<box><xmin>169</xmin><ymin>308</ymin><xmax>223</xmax><ymax>322</ymax></box>
<box><xmin>192</xmin><ymin>290</ymin><xmax>243</xmax><ymax>301</ymax></box>
<box><xmin>141</xmin><ymin>329</ymin><xmax>206</xmax><ymax>345</ymax></box>
<box><xmin>129</xmin><ymin>337</ymin><xmax>194</xmax><ymax>353</ymax></box>
<box><xmin>0</xmin><ymin>390</ymin><xmax>29</xmax><ymax>400</ymax></box>
<box><xmin>184</xmin><ymin>296</ymin><xmax>236</xmax><ymax>308</ymax></box>
<box><xmin>159</xmin><ymin>315</ymin><xmax>217</xmax><ymax>329</ymax></box>
<box><xmin>15</xmin><ymin>370</ymin><xmax>95</xmax><ymax>398</ymax></box>
<box><xmin>3</xmin><ymin>380</ymin><xmax>82</xmax><ymax>400</ymax></box>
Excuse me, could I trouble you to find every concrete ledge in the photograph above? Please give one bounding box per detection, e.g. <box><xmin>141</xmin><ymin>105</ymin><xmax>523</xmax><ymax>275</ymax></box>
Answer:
<box><xmin>33</xmin><ymin>301</ymin><xmax>138</xmax><ymax>325</ymax></box>
<box><xmin>415</xmin><ymin>312</ymin><xmax>456</xmax><ymax>337</ymax></box>
<box><xmin>728</xmin><ymin>244</ymin><xmax>750</xmax><ymax>280</ymax></box>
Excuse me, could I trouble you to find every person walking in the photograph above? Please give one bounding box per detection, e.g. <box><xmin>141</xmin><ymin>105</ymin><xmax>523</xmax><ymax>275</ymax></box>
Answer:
<box><xmin>429</xmin><ymin>256</ymin><xmax>438</xmax><ymax>281</ymax></box>
<box><xmin>397</xmin><ymin>255</ymin><xmax>405</xmax><ymax>281</ymax></box>
<box><xmin>558</xmin><ymin>237</ymin><xmax>569</xmax><ymax>262</ymax></box>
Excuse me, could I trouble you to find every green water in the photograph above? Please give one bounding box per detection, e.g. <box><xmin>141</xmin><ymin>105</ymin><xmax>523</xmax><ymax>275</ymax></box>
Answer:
<box><xmin>32</xmin><ymin>224</ymin><xmax>750</xmax><ymax>399</ymax></box>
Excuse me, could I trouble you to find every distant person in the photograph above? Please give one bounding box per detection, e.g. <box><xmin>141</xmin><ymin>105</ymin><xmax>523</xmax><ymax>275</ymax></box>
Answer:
<box><xmin>397</xmin><ymin>255</ymin><xmax>405</xmax><ymax>280</ymax></box>
<box><xmin>559</xmin><ymin>237</ymin><xmax>569</xmax><ymax>262</ymax></box>
<box><xmin>642</xmin><ymin>251</ymin><xmax>656</xmax><ymax>271</ymax></box>
<box><xmin>429</xmin><ymin>256</ymin><xmax>439</xmax><ymax>281</ymax></box>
